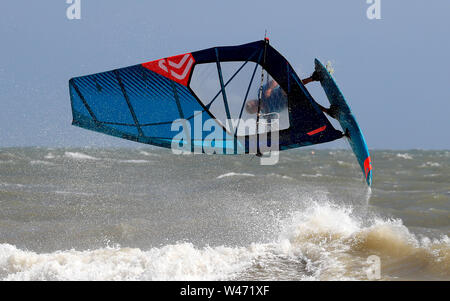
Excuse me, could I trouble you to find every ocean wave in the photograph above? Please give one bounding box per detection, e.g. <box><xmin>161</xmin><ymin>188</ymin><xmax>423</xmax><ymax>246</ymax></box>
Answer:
<box><xmin>0</xmin><ymin>160</ymin><xmax>15</xmax><ymax>164</ymax></box>
<box><xmin>0</xmin><ymin>243</ymin><xmax>262</xmax><ymax>281</ymax></box>
<box><xmin>30</xmin><ymin>160</ymin><xmax>55</xmax><ymax>166</ymax></box>
<box><xmin>0</xmin><ymin>201</ymin><xmax>448</xmax><ymax>281</ymax></box>
<box><xmin>0</xmin><ymin>182</ymin><xmax>25</xmax><ymax>188</ymax></box>
<box><xmin>265</xmin><ymin>173</ymin><xmax>295</xmax><ymax>181</ymax></box>
<box><xmin>54</xmin><ymin>191</ymin><xmax>95</xmax><ymax>196</ymax></box>
<box><xmin>423</xmin><ymin>174</ymin><xmax>441</xmax><ymax>178</ymax></box>
<box><xmin>419</xmin><ymin>162</ymin><xmax>441</xmax><ymax>168</ymax></box>
<box><xmin>138</xmin><ymin>150</ymin><xmax>160</xmax><ymax>157</ymax></box>
<box><xmin>216</xmin><ymin>172</ymin><xmax>255</xmax><ymax>179</ymax></box>
<box><xmin>396</xmin><ymin>153</ymin><xmax>413</xmax><ymax>160</ymax></box>
<box><xmin>277</xmin><ymin>202</ymin><xmax>450</xmax><ymax>280</ymax></box>
<box><xmin>300</xmin><ymin>173</ymin><xmax>323</xmax><ymax>178</ymax></box>
<box><xmin>117</xmin><ymin>160</ymin><xmax>152</xmax><ymax>164</ymax></box>
<box><xmin>44</xmin><ymin>153</ymin><xmax>56</xmax><ymax>159</ymax></box>
<box><xmin>337</xmin><ymin>160</ymin><xmax>357</xmax><ymax>168</ymax></box>
<box><xmin>64</xmin><ymin>152</ymin><xmax>98</xmax><ymax>161</ymax></box>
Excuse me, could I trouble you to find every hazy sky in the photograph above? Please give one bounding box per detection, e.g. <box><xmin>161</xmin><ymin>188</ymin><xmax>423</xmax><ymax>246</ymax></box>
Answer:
<box><xmin>1</xmin><ymin>0</ymin><xmax>449</xmax><ymax>149</ymax></box>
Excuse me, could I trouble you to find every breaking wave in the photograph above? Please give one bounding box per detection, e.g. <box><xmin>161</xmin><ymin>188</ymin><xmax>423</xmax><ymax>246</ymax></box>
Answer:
<box><xmin>1</xmin><ymin>202</ymin><xmax>448</xmax><ymax>281</ymax></box>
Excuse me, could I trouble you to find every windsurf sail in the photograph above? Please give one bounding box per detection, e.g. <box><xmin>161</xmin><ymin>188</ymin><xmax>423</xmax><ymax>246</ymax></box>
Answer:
<box><xmin>69</xmin><ymin>40</ymin><xmax>343</xmax><ymax>154</ymax></box>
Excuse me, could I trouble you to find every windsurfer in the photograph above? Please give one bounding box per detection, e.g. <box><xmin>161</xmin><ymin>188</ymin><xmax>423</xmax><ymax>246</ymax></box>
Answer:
<box><xmin>245</xmin><ymin>72</ymin><xmax>339</xmax><ymax>119</ymax></box>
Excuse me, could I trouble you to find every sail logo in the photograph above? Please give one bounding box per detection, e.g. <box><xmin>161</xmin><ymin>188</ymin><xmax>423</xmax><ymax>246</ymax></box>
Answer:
<box><xmin>142</xmin><ymin>53</ymin><xmax>195</xmax><ymax>86</ymax></box>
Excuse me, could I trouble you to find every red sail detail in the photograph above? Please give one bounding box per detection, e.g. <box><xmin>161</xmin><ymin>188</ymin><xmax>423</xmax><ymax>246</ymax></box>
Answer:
<box><xmin>307</xmin><ymin>125</ymin><xmax>327</xmax><ymax>136</ymax></box>
<box><xmin>142</xmin><ymin>53</ymin><xmax>195</xmax><ymax>86</ymax></box>
<box><xmin>364</xmin><ymin>156</ymin><xmax>372</xmax><ymax>179</ymax></box>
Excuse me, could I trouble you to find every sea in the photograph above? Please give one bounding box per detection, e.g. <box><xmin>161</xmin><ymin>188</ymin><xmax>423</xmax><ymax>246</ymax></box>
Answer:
<box><xmin>0</xmin><ymin>147</ymin><xmax>448</xmax><ymax>281</ymax></box>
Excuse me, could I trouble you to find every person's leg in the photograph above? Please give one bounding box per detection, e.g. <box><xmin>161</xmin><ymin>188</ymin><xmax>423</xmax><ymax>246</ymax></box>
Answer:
<box><xmin>301</xmin><ymin>72</ymin><xmax>339</xmax><ymax>119</ymax></box>
<box><xmin>301</xmin><ymin>76</ymin><xmax>314</xmax><ymax>85</ymax></box>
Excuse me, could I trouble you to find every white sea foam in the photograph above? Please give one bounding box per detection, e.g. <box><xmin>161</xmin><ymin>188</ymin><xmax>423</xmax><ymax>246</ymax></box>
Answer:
<box><xmin>139</xmin><ymin>150</ymin><xmax>160</xmax><ymax>157</ymax></box>
<box><xmin>216</xmin><ymin>172</ymin><xmax>255</xmax><ymax>179</ymax></box>
<box><xmin>419</xmin><ymin>161</ymin><xmax>441</xmax><ymax>168</ymax></box>
<box><xmin>424</xmin><ymin>174</ymin><xmax>441</xmax><ymax>178</ymax></box>
<box><xmin>337</xmin><ymin>160</ymin><xmax>356</xmax><ymax>167</ymax></box>
<box><xmin>300</xmin><ymin>173</ymin><xmax>323</xmax><ymax>178</ymax></box>
<box><xmin>266</xmin><ymin>173</ymin><xmax>295</xmax><ymax>181</ymax></box>
<box><xmin>118</xmin><ymin>160</ymin><xmax>152</xmax><ymax>164</ymax></box>
<box><xmin>0</xmin><ymin>160</ymin><xmax>15</xmax><ymax>164</ymax></box>
<box><xmin>0</xmin><ymin>201</ymin><xmax>448</xmax><ymax>281</ymax></box>
<box><xmin>54</xmin><ymin>191</ymin><xmax>95</xmax><ymax>196</ymax></box>
<box><xmin>0</xmin><ymin>243</ymin><xmax>262</xmax><ymax>281</ymax></box>
<box><xmin>396</xmin><ymin>153</ymin><xmax>413</xmax><ymax>160</ymax></box>
<box><xmin>274</xmin><ymin>201</ymin><xmax>450</xmax><ymax>280</ymax></box>
<box><xmin>30</xmin><ymin>160</ymin><xmax>55</xmax><ymax>166</ymax></box>
<box><xmin>64</xmin><ymin>152</ymin><xmax>98</xmax><ymax>160</ymax></box>
<box><xmin>44</xmin><ymin>153</ymin><xmax>56</xmax><ymax>159</ymax></box>
<box><xmin>0</xmin><ymin>182</ymin><xmax>25</xmax><ymax>188</ymax></box>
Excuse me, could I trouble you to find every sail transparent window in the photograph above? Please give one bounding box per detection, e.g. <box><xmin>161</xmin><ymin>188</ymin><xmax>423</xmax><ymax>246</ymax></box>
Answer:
<box><xmin>189</xmin><ymin>61</ymin><xmax>289</xmax><ymax>136</ymax></box>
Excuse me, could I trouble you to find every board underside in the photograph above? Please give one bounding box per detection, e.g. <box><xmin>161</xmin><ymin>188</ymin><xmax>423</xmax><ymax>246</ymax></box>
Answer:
<box><xmin>314</xmin><ymin>59</ymin><xmax>372</xmax><ymax>186</ymax></box>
